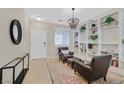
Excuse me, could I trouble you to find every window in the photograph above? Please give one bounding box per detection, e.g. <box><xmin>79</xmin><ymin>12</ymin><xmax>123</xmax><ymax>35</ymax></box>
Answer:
<box><xmin>55</xmin><ymin>28</ymin><xmax>70</xmax><ymax>46</ymax></box>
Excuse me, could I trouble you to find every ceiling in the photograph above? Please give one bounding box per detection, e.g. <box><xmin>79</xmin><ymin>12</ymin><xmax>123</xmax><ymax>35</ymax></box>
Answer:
<box><xmin>24</xmin><ymin>8</ymin><xmax>110</xmax><ymax>25</ymax></box>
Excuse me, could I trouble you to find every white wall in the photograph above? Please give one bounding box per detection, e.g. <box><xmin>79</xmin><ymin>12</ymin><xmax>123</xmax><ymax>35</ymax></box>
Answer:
<box><xmin>0</xmin><ymin>9</ymin><xmax>30</xmax><ymax>83</ymax></box>
<box><xmin>29</xmin><ymin>20</ymin><xmax>70</xmax><ymax>58</ymax></box>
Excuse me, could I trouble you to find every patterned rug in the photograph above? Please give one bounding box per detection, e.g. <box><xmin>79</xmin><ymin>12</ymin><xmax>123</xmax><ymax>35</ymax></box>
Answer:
<box><xmin>47</xmin><ymin>61</ymin><xmax>124</xmax><ymax>84</ymax></box>
<box><xmin>23</xmin><ymin>59</ymin><xmax>124</xmax><ymax>84</ymax></box>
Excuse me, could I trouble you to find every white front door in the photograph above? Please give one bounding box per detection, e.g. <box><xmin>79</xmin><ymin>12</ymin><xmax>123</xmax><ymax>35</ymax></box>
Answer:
<box><xmin>31</xmin><ymin>30</ymin><xmax>47</xmax><ymax>59</ymax></box>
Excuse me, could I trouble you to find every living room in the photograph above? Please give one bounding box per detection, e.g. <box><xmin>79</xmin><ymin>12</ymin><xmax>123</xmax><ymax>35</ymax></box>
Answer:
<box><xmin>0</xmin><ymin>8</ymin><xmax>124</xmax><ymax>84</ymax></box>
<box><xmin>27</xmin><ymin>8</ymin><xmax>124</xmax><ymax>84</ymax></box>
<box><xmin>1</xmin><ymin>0</ymin><xmax>124</xmax><ymax>93</ymax></box>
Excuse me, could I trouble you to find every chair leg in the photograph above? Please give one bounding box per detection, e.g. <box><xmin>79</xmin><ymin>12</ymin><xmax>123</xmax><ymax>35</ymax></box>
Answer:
<box><xmin>88</xmin><ymin>81</ymin><xmax>91</xmax><ymax>84</ymax></box>
<box><xmin>103</xmin><ymin>76</ymin><xmax>107</xmax><ymax>81</ymax></box>
<box><xmin>74</xmin><ymin>69</ymin><xmax>77</xmax><ymax>74</ymax></box>
<box><xmin>63</xmin><ymin>61</ymin><xmax>64</xmax><ymax>64</ymax></box>
<box><xmin>72</xmin><ymin>63</ymin><xmax>74</xmax><ymax>69</ymax></box>
<box><xmin>67</xmin><ymin>63</ymin><xmax>69</xmax><ymax>66</ymax></box>
<box><xmin>63</xmin><ymin>59</ymin><xmax>65</xmax><ymax>64</ymax></box>
<box><xmin>71</xmin><ymin>65</ymin><xmax>73</xmax><ymax>69</ymax></box>
<box><xmin>59</xmin><ymin>57</ymin><xmax>61</xmax><ymax>61</ymax></box>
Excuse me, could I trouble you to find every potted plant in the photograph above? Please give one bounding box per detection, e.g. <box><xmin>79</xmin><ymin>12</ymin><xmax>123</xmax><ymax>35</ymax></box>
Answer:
<box><xmin>89</xmin><ymin>35</ymin><xmax>98</xmax><ymax>41</ymax></box>
<box><xmin>80</xmin><ymin>25</ymin><xmax>86</xmax><ymax>32</ymax></box>
<box><xmin>104</xmin><ymin>16</ymin><xmax>115</xmax><ymax>25</ymax></box>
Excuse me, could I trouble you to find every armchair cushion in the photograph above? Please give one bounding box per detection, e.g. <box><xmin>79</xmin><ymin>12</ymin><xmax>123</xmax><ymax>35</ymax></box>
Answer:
<box><xmin>78</xmin><ymin>63</ymin><xmax>92</xmax><ymax>72</ymax></box>
<box><xmin>61</xmin><ymin>50</ymin><xmax>69</xmax><ymax>54</ymax></box>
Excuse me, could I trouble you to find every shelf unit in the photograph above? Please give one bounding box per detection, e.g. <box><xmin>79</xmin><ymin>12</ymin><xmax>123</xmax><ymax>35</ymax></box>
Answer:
<box><xmin>74</xmin><ymin>9</ymin><xmax>124</xmax><ymax>69</ymax></box>
<box><xmin>74</xmin><ymin>31</ymin><xmax>79</xmax><ymax>53</ymax></box>
<box><xmin>78</xmin><ymin>23</ymin><xmax>87</xmax><ymax>55</ymax></box>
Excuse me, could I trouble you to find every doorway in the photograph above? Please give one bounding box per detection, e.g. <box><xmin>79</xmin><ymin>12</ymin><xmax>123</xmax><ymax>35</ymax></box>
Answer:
<box><xmin>31</xmin><ymin>30</ymin><xmax>47</xmax><ymax>59</ymax></box>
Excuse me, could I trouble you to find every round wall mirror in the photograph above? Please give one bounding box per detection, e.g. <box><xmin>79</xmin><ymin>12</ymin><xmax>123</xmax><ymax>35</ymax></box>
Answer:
<box><xmin>13</xmin><ymin>25</ymin><xmax>19</xmax><ymax>40</ymax></box>
<box><xmin>10</xmin><ymin>19</ymin><xmax>22</xmax><ymax>45</ymax></box>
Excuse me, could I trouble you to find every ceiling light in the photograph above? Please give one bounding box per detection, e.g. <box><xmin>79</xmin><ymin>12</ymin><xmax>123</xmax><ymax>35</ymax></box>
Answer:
<box><xmin>67</xmin><ymin>8</ymin><xmax>79</xmax><ymax>29</ymax></box>
<box><xmin>36</xmin><ymin>16</ymin><xmax>42</xmax><ymax>21</ymax></box>
<box><xmin>36</xmin><ymin>16</ymin><xmax>45</xmax><ymax>21</ymax></box>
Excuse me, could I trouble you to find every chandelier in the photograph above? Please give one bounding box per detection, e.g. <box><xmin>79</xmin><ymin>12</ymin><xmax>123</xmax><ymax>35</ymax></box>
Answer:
<box><xmin>67</xmin><ymin>8</ymin><xmax>79</xmax><ymax>29</ymax></box>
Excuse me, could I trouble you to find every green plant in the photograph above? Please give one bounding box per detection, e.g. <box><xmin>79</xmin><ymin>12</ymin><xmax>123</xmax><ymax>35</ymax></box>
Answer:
<box><xmin>104</xmin><ymin>16</ymin><xmax>115</xmax><ymax>25</ymax></box>
<box><xmin>89</xmin><ymin>35</ymin><xmax>98</xmax><ymax>41</ymax></box>
<box><xmin>80</xmin><ymin>26</ymin><xmax>86</xmax><ymax>32</ymax></box>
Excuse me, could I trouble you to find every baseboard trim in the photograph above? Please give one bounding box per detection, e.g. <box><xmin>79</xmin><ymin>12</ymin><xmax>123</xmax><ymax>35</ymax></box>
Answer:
<box><xmin>47</xmin><ymin>56</ymin><xmax>58</xmax><ymax>59</ymax></box>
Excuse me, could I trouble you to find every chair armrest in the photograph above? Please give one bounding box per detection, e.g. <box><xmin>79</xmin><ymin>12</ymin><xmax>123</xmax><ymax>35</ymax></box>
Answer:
<box><xmin>84</xmin><ymin>63</ymin><xmax>92</xmax><ymax>67</ymax></box>
<box><xmin>58</xmin><ymin>52</ymin><xmax>62</xmax><ymax>55</ymax></box>
<box><xmin>76</xmin><ymin>63</ymin><xmax>92</xmax><ymax>72</ymax></box>
<box><xmin>69</xmin><ymin>51</ymin><xmax>74</xmax><ymax>55</ymax></box>
<box><xmin>82</xmin><ymin>64</ymin><xmax>92</xmax><ymax>71</ymax></box>
<box><xmin>74</xmin><ymin>57</ymin><xmax>82</xmax><ymax>61</ymax></box>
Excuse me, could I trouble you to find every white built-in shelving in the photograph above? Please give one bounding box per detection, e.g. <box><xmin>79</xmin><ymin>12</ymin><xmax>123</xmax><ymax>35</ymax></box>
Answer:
<box><xmin>73</xmin><ymin>9</ymin><xmax>124</xmax><ymax>69</ymax></box>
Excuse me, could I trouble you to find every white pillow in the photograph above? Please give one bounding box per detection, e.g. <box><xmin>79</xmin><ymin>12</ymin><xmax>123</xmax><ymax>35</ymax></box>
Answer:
<box><xmin>61</xmin><ymin>50</ymin><xmax>69</xmax><ymax>54</ymax></box>
<box><xmin>85</xmin><ymin>58</ymin><xmax>91</xmax><ymax>64</ymax></box>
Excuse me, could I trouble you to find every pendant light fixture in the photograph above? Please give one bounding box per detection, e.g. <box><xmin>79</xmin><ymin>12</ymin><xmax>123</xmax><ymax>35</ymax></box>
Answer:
<box><xmin>67</xmin><ymin>8</ymin><xmax>79</xmax><ymax>29</ymax></box>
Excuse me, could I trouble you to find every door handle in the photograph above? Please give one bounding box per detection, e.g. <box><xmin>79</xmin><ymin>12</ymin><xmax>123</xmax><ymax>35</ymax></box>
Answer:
<box><xmin>44</xmin><ymin>42</ymin><xmax>46</xmax><ymax>47</ymax></box>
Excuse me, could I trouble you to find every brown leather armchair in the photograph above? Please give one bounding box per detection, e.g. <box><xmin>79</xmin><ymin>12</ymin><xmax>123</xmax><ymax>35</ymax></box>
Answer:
<box><xmin>73</xmin><ymin>55</ymin><xmax>112</xmax><ymax>84</ymax></box>
<box><xmin>58</xmin><ymin>47</ymin><xmax>74</xmax><ymax>63</ymax></box>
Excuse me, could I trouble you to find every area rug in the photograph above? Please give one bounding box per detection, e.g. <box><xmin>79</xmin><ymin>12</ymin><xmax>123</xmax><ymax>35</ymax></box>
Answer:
<box><xmin>23</xmin><ymin>59</ymin><xmax>124</xmax><ymax>84</ymax></box>
<box><xmin>47</xmin><ymin>61</ymin><xmax>124</xmax><ymax>84</ymax></box>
